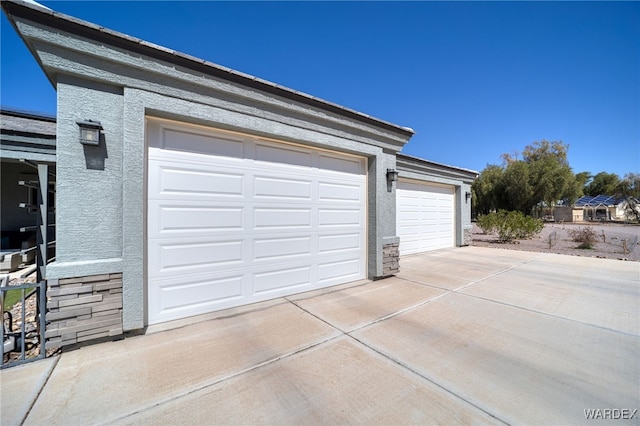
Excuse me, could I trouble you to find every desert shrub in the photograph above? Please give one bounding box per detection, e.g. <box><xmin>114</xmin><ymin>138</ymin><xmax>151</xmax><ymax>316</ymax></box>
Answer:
<box><xmin>476</xmin><ymin>213</ymin><xmax>498</xmax><ymax>234</ymax></box>
<box><xmin>509</xmin><ymin>211</ymin><xmax>544</xmax><ymax>239</ymax></box>
<box><xmin>478</xmin><ymin>210</ymin><xmax>544</xmax><ymax>242</ymax></box>
<box><xmin>568</xmin><ymin>227</ymin><xmax>598</xmax><ymax>249</ymax></box>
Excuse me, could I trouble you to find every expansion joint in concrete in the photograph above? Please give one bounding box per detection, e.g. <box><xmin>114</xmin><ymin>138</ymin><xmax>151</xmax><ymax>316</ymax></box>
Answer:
<box><xmin>346</xmin><ymin>333</ymin><xmax>510</xmax><ymax>425</ymax></box>
<box><xmin>21</xmin><ymin>355</ymin><xmax>60</xmax><ymax>425</ymax></box>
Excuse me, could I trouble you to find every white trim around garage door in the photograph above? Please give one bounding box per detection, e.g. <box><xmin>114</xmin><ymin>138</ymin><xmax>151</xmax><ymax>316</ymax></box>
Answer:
<box><xmin>146</xmin><ymin>118</ymin><xmax>367</xmax><ymax>324</ymax></box>
<box><xmin>396</xmin><ymin>179</ymin><xmax>455</xmax><ymax>255</ymax></box>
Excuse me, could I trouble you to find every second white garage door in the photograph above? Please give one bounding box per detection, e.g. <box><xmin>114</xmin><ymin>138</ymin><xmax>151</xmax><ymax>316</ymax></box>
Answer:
<box><xmin>147</xmin><ymin>119</ymin><xmax>367</xmax><ymax>324</ymax></box>
<box><xmin>396</xmin><ymin>180</ymin><xmax>455</xmax><ymax>255</ymax></box>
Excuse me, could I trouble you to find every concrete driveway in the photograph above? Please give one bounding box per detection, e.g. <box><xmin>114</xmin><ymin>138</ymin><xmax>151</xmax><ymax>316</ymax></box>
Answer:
<box><xmin>2</xmin><ymin>247</ymin><xmax>639</xmax><ymax>425</ymax></box>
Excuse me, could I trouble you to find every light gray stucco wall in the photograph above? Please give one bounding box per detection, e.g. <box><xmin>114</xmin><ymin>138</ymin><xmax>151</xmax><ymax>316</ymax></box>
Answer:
<box><xmin>366</xmin><ymin>152</ymin><xmax>398</xmax><ymax>278</ymax></box>
<box><xmin>47</xmin><ymin>76</ymin><xmax>124</xmax><ymax>277</ymax></box>
<box><xmin>6</xmin><ymin>5</ymin><xmax>412</xmax><ymax>331</ymax></box>
<box><xmin>454</xmin><ymin>183</ymin><xmax>473</xmax><ymax>246</ymax></box>
<box><xmin>460</xmin><ymin>182</ymin><xmax>472</xmax><ymax>245</ymax></box>
<box><xmin>45</xmin><ymin>79</ymin><xmax>406</xmax><ymax>331</ymax></box>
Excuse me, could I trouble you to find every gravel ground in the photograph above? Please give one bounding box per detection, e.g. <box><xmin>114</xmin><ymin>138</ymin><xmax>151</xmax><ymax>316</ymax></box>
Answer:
<box><xmin>472</xmin><ymin>222</ymin><xmax>640</xmax><ymax>262</ymax></box>
<box><xmin>3</xmin><ymin>274</ymin><xmax>59</xmax><ymax>365</ymax></box>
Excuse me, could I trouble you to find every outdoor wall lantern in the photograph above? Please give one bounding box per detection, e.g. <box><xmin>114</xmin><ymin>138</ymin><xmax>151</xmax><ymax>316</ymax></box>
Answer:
<box><xmin>386</xmin><ymin>169</ymin><xmax>399</xmax><ymax>182</ymax></box>
<box><xmin>76</xmin><ymin>120</ymin><xmax>102</xmax><ymax>145</ymax></box>
<box><xmin>466</xmin><ymin>191</ymin><xmax>472</xmax><ymax>203</ymax></box>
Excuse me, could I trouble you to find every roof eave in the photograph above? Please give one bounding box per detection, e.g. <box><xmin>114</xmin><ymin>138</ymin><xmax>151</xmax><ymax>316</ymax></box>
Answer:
<box><xmin>1</xmin><ymin>0</ymin><xmax>414</xmax><ymax>139</ymax></box>
<box><xmin>397</xmin><ymin>152</ymin><xmax>479</xmax><ymax>182</ymax></box>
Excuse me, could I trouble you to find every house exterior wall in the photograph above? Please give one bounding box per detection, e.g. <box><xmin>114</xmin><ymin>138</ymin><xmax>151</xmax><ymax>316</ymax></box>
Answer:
<box><xmin>3</xmin><ymin>0</ymin><xmax>477</xmax><ymax>342</ymax></box>
<box><xmin>552</xmin><ymin>206</ymin><xmax>575</xmax><ymax>222</ymax></box>
<box><xmin>46</xmin><ymin>273</ymin><xmax>123</xmax><ymax>348</ymax></box>
<box><xmin>5</xmin><ymin>3</ymin><xmax>413</xmax><ymax>333</ymax></box>
<box><xmin>47</xmin><ymin>82</ymin><xmax>403</xmax><ymax>331</ymax></box>
<box><xmin>52</xmin><ymin>77</ymin><xmax>124</xmax><ymax>266</ymax></box>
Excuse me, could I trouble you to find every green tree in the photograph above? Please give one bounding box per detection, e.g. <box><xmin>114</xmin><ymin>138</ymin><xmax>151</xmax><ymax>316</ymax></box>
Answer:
<box><xmin>574</xmin><ymin>172</ymin><xmax>592</xmax><ymax>193</ymax></box>
<box><xmin>474</xmin><ymin>140</ymin><xmax>580</xmax><ymax>215</ymax></box>
<box><xmin>566</xmin><ymin>171</ymin><xmax>591</xmax><ymax>204</ymax></box>
<box><xmin>522</xmin><ymin>140</ymin><xmax>569</xmax><ymax>164</ymax></box>
<box><xmin>471</xmin><ymin>164</ymin><xmax>503</xmax><ymax>216</ymax></box>
<box><xmin>524</xmin><ymin>142</ymin><xmax>575</xmax><ymax>213</ymax></box>
<box><xmin>501</xmin><ymin>160</ymin><xmax>535</xmax><ymax>214</ymax></box>
<box><xmin>616</xmin><ymin>173</ymin><xmax>640</xmax><ymax>199</ymax></box>
<box><xmin>508</xmin><ymin>140</ymin><xmax>575</xmax><ymax>214</ymax></box>
<box><xmin>584</xmin><ymin>172</ymin><xmax>620</xmax><ymax>196</ymax></box>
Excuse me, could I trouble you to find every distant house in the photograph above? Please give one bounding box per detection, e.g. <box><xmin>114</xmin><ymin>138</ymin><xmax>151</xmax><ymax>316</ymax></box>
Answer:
<box><xmin>546</xmin><ymin>195</ymin><xmax>625</xmax><ymax>223</ymax></box>
<box><xmin>0</xmin><ymin>108</ymin><xmax>56</xmax><ymax>271</ymax></box>
<box><xmin>574</xmin><ymin>195</ymin><xmax>625</xmax><ymax>222</ymax></box>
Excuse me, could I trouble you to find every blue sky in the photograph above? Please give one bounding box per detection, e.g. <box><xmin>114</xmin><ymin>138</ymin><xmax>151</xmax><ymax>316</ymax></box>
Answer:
<box><xmin>1</xmin><ymin>1</ymin><xmax>638</xmax><ymax>178</ymax></box>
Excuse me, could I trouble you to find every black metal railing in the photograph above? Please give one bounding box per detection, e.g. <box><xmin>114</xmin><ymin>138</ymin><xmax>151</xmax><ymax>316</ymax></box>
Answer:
<box><xmin>1</xmin><ymin>278</ymin><xmax>47</xmax><ymax>368</ymax></box>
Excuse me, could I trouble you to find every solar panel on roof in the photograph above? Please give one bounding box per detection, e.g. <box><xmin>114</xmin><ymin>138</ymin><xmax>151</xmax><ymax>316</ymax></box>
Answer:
<box><xmin>604</xmin><ymin>195</ymin><xmax>618</xmax><ymax>204</ymax></box>
<box><xmin>575</xmin><ymin>195</ymin><xmax>594</xmax><ymax>206</ymax></box>
<box><xmin>574</xmin><ymin>194</ymin><xmax>621</xmax><ymax>207</ymax></box>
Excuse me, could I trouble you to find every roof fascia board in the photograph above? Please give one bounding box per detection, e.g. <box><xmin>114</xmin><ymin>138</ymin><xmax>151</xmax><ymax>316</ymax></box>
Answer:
<box><xmin>2</xmin><ymin>0</ymin><xmax>414</xmax><ymax>148</ymax></box>
<box><xmin>397</xmin><ymin>153</ymin><xmax>478</xmax><ymax>183</ymax></box>
<box><xmin>1</xmin><ymin>108</ymin><xmax>56</xmax><ymax>122</ymax></box>
<box><xmin>39</xmin><ymin>33</ymin><xmax>406</xmax><ymax>152</ymax></box>
<box><xmin>1</xmin><ymin>114</ymin><xmax>57</xmax><ymax>139</ymax></box>
<box><xmin>0</xmin><ymin>143</ymin><xmax>56</xmax><ymax>162</ymax></box>
<box><xmin>19</xmin><ymin>17</ymin><xmax>408</xmax><ymax>152</ymax></box>
<box><xmin>0</xmin><ymin>132</ymin><xmax>56</xmax><ymax>144</ymax></box>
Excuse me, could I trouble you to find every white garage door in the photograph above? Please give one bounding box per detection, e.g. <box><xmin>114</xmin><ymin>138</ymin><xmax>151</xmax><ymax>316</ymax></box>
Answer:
<box><xmin>396</xmin><ymin>180</ymin><xmax>455</xmax><ymax>255</ymax></box>
<box><xmin>146</xmin><ymin>119</ymin><xmax>367</xmax><ymax>324</ymax></box>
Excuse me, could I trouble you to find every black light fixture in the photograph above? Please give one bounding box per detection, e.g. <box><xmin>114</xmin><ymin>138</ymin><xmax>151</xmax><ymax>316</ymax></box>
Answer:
<box><xmin>386</xmin><ymin>169</ymin><xmax>399</xmax><ymax>182</ymax></box>
<box><xmin>465</xmin><ymin>191</ymin><xmax>472</xmax><ymax>202</ymax></box>
<box><xmin>77</xmin><ymin>119</ymin><xmax>102</xmax><ymax>145</ymax></box>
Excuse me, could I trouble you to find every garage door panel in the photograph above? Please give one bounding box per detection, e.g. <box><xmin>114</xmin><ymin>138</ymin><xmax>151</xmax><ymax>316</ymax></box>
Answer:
<box><xmin>162</xmin><ymin>128</ymin><xmax>245</xmax><ymax>159</ymax></box>
<box><xmin>153</xmin><ymin>239</ymin><xmax>244</xmax><ymax>273</ymax></box>
<box><xmin>160</xmin><ymin>275</ymin><xmax>244</xmax><ymax>310</ymax></box>
<box><xmin>318</xmin><ymin>209</ymin><xmax>362</xmax><ymax>227</ymax></box>
<box><xmin>253</xmin><ymin>236</ymin><xmax>312</xmax><ymax>261</ymax></box>
<box><xmin>254</xmin><ymin>208</ymin><xmax>312</xmax><ymax>229</ymax></box>
<box><xmin>150</xmin><ymin>203</ymin><xmax>244</xmax><ymax>236</ymax></box>
<box><xmin>147</xmin><ymin>119</ymin><xmax>366</xmax><ymax>324</ymax></box>
<box><xmin>401</xmin><ymin>241</ymin><xmax>421</xmax><ymax>253</ymax></box>
<box><xmin>151</xmin><ymin>163</ymin><xmax>245</xmax><ymax>199</ymax></box>
<box><xmin>151</xmin><ymin>274</ymin><xmax>245</xmax><ymax>320</ymax></box>
<box><xmin>255</xmin><ymin>142</ymin><xmax>312</xmax><ymax>168</ymax></box>
<box><xmin>253</xmin><ymin>176</ymin><xmax>312</xmax><ymax>199</ymax></box>
<box><xmin>318</xmin><ymin>233</ymin><xmax>361</xmax><ymax>253</ymax></box>
<box><xmin>397</xmin><ymin>180</ymin><xmax>455</xmax><ymax>255</ymax></box>
<box><xmin>318</xmin><ymin>153</ymin><xmax>364</xmax><ymax>175</ymax></box>
<box><xmin>253</xmin><ymin>267</ymin><xmax>312</xmax><ymax>296</ymax></box>
<box><xmin>318</xmin><ymin>182</ymin><xmax>362</xmax><ymax>202</ymax></box>
<box><xmin>318</xmin><ymin>258</ymin><xmax>362</xmax><ymax>283</ymax></box>
<box><xmin>158</xmin><ymin>167</ymin><xmax>244</xmax><ymax>197</ymax></box>
<box><xmin>398</xmin><ymin>197</ymin><xmax>420</xmax><ymax>208</ymax></box>
<box><xmin>398</xmin><ymin>211</ymin><xmax>419</xmax><ymax>222</ymax></box>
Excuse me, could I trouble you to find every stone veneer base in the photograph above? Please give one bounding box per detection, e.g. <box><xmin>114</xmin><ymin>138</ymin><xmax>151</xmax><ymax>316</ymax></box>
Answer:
<box><xmin>382</xmin><ymin>242</ymin><xmax>400</xmax><ymax>276</ymax></box>
<box><xmin>463</xmin><ymin>226</ymin><xmax>472</xmax><ymax>246</ymax></box>
<box><xmin>46</xmin><ymin>273</ymin><xmax>123</xmax><ymax>349</ymax></box>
